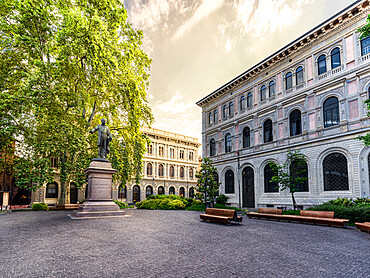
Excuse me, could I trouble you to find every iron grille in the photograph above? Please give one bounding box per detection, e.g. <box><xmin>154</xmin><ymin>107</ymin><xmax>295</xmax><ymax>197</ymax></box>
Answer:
<box><xmin>242</xmin><ymin>167</ymin><xmax>255</xmax><ymax>207</ymax></box>
<box><xmin>289</xmin><ymin>160</ymin><xmax>309</xmax><ymax>192</ymax></box>
<box><xmin>225</xmin><ymin>170</ymin><xmax>235</xmax><ymax>194</ymax></box>
<box><xmin>264</xmin><ymin>164</ymin><xmax>278</xmax><ymax>193</ymax></box>
<box><xmin>323</xmin><ymin>153</ymin><xmax>349</xmax><ymax>191</ymax></box>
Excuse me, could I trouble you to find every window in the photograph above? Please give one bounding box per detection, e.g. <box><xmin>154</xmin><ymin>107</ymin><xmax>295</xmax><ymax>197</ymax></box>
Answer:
<box><xmin>214</xmin><ymin>109</ymin><xmax>218</xmax><ymax>123</ymax></box>
<box><xmin>260</xmin><ymin>85</ymin><xmax>267</xmax><ymax>101</ymax></box>
<box><xmin>118</xmin><ymin>186</ymin><xmax>126</xmax><ymax>199</ymax></box>
<box><xmin>180</xmin><ymin>167</ymin><xmax>184</xmax><ymax>178</ymax></box>
<box><xmin>290</xmin><ymin>109</ymin><xmax>302</xmax><ymax>136</ymax></box>
<box><xmin>159</xmin><ymin>146</ymin><xmax>164</xmax><ymax>156</ymax></box>
<box><xmin>158</xmin><ymin>164</ymin><xmax>164</xmax><ymax>177</ymax></box>
<box><xmin>189</xmin><ymin>187</ymin><xmax>195</xmax><ymax>199</ymax></box>
<box><xmin>264</xmin><ymin>164</ymin><xmax>278</xmax><ymax>192</ymax></box>
<box><xmin>361</xmin><ymin>36</ymin><xmax>370</xmax><ymax>56</ymax></box>
<box><xmin>147</xmin><ymin>144</ymin><xmax>153</xmax><ymax>155</ymax></box>
<box><xmin>147</xmin><ymin>163</ymin><xmax>153</xmax><ymax>176</ymax></box>
<box><xmin>368</xmin><ymin>87</ymin><xmax>370</xmax><ymax>98</ymax></box>
<box><xmin>243</xmin><ymin>127</ymin><xmax>250</xmax><ymax>148</ymax></box>
<box><xmin>50</xmin><ymin>157</ymin><xmax>58</xmax><ymax>168</ymax></box>
<box><xmin>240</xmin><ymin>96</ymin><xmax>245</xmax><ymax>110</ymax></box>
<box><xmin>223</xmin><ymin>105</ymin><xmax>227</xmax><ymax>118</ymax></box>
<box><xmin>189</xmin><ymin>151</ymin><xmax>194</xmax><ymax>161</ymax></box>
<box><xmin>208</xmin><ymin>112</ymin><xmax>212</xmax><ymax>125</ymax></box>
<box><xmin>296</xmin><ymin>66</ymin><xmax>303</xmax><ymax>85</ymax></box>
<box><xmin>146</xmin><ymin>186</ymin><xmax>153</xmax><ymax>198</ymax></box>
<box><xmin>179</xmin><ymin>150</ymin><xmax>184</xmax><ymax>159</ymax></box>
<box><xmin>263</xmin><ymin>119</ymin><xmax>273</xmax><ymax>143</ymax></box>
<box><xmin>323</xmin><ymin>97</ymin><xmax>339</xmax><ymax>128</ymax></box>
<box><xmin>213</xmin><ymin>172</ymin><xmax>219</xmax><ymax>186</ymax></box>
<box><xmin>225</xmin><ymin>170</ymin><xmax>235</xmax><ymax>194</ymax></box>
<box><xmin>285</xmin><ymin>72</ymin><xmax>292</xmax><ymax>90</ymax></box>
<box><xmin>169</xmin><ymin>148</ymin><xmax>174</xmax><ymax>158</ymax></box>
<box><xmin>289</xmin><ymin>159</ymin><xmax>309</xmax><ymax>192</ymax></box>
<box><xmin>46</xmin><ymin>182</ymin><xmax>58</xmax><ymax>198</ymax></box>
<box><xmin>229</xmin><ymin>102</ymin><xmax>233</xmax><ymax>116</ymax></box>
<box><xmin>331</xmin><ymin>48</ymin><xmax>341</xmax><ymax>69</ymax></box>
<box><xmin>323</xmin><ymin>153</ymin><xmax>349</xmax><ymax>191</ymax></box>
<box><xmin>170</xmin><ymin>165</ymin><xmax>174</xmax><ymax>178</ymax></box>
<box><xmin>318</xmin><ymin>54</ymin><xmax>326</xmax><ymax>75</ymax></box>
<box><xmin>247</xmin><ymin>92</ymin><xmax>253</xmax><ymax>107</ymax></box>
<box><xmin>133</xmin><ymin>185</ymin><xmax>140</xmax><ymax>203</ymax></box>
<box><xmin>210</xmin><ymin>139</ymin><xmax>216</xmax><ymax>156</ymax></box>
<box><xmin>179</xmin><ymin>187</ymin><xmax>185</xmax><ymax>197</ymax></box>
<box><xmin>189</xmin><ymin>168</ymin><xmax>194</xmax><ymax>178</ymax></box>
<box><xmin>169</xmin><ymin>186</ymin><xmax>175</xmax><ymax>195</ymax></box>
<box><xmin>158</xmin><ymin>186</ymin><xmax>164</xmax><ymax>195</ymax></box>
<box><xmin>269</xmin><ymin>81</ymin><xmax>275</xmax><ymax>97</ymax></box>
<box><xmin>225</xmin><ymin>133</ymin><xmax>232</xmax><ymax>153</ymax></box>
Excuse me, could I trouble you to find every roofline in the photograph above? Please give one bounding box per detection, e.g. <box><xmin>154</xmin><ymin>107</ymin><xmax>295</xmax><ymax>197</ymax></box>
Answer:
<box><xmin>196</xmin><ymin>0</ymin><xmax>365</xmax><ymax>107</ymax></box>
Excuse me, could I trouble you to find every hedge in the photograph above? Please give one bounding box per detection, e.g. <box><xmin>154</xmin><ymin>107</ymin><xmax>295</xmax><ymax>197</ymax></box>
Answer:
<box><xmin>31</xmin><ymin>203</ymin><xmax>49</xmax><ymax>211</ymax></box>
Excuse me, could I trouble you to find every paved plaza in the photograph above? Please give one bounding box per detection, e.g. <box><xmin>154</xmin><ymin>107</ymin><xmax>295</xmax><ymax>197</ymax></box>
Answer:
<box><xmin>0</xmin><ymin>210</ymin><xmax>369</xmax><ymax>278</ymax></box>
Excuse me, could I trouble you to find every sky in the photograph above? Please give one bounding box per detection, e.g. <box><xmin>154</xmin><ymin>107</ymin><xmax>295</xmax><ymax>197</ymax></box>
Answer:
<box><xmin>123</xmin><ymin>0</ymin><xmax>357</xmax><ymax>143</ymax></box>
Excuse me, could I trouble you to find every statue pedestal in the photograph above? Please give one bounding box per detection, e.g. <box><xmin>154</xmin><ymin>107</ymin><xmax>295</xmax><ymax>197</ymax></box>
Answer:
<box><xmin>69</xmin><ymin>160</ymin><xmax>125</xmax><ymax>219</ymax></box>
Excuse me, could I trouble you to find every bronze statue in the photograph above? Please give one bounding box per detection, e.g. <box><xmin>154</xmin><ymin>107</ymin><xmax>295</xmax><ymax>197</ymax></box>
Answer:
<box><xmin>89</xmin><ymin>118</ymin><xmax>112</xmax><ymax>159</ymax></box>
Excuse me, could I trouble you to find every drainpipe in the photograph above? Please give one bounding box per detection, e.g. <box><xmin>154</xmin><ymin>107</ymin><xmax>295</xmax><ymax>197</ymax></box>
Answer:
<box><xmin>237</xmin><ymin>151</ymin><xmax>241</xmax><ymax>209</ymax></box>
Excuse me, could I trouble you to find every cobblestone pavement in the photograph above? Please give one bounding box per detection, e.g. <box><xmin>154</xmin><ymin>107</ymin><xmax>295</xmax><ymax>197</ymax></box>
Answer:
<box><xmin>0</xmin><ymin>210</ymin><xmax>369</xmax><ymax>278</ymax></box>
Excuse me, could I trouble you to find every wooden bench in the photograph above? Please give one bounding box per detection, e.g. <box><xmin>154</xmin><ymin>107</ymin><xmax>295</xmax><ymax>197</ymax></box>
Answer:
<box><xmin>355</xmin><ymin>222</ymin><xmax>370</xmax><ymax>233</ymax></box>
<box><xmin>247</xmin><ymin>208</ymin><xmax>349</xmax><ymax>227</ymax></box>
<box><xmin>200</xmin><ymin>208</ymin><xmax>242</xmax><ymax>225</ymax></box>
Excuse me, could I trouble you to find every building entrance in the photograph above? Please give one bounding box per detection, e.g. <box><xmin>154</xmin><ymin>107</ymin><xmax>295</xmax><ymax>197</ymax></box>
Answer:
<box><xmin>242</xmin><ymin>166</ymin><xmax>255</xmax><ymax>208</ymax></box>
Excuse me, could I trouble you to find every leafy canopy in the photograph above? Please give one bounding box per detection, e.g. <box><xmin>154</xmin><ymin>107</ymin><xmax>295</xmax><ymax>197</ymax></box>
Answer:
<box><xmin>195</xmin><ymin>158</ymin><xmax>219</xmax><ymax>202</ymax></box>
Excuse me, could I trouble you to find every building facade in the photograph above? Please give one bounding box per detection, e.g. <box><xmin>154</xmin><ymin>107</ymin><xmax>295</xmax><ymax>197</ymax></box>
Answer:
<box><xmin>197</xmin><ymin>1</ymin><xmax>370</xmax><ymax>209</ymax></box>
<box><xmin>117</xmin><ymin>127</ymin><xmax>201</xmax><ymax>204</ymax></box>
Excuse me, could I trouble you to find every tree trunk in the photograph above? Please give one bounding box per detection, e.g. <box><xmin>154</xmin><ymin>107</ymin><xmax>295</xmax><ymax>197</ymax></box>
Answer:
<box><xmin>57</xmin><ymin>152</ymin><xmax>68</xmax><ymax>205</ymax></box>
<box><xmin>291</xmin><ymin>192</ymin><xmax>298</xmax><ymax>210</ymax></box>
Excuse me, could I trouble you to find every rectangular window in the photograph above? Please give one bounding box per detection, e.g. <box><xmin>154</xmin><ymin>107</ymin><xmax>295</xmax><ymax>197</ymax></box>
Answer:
<box><xmin>361</xmin><ymin>37</ymin><xmax>370</xmax><ymax>56</ymax></box>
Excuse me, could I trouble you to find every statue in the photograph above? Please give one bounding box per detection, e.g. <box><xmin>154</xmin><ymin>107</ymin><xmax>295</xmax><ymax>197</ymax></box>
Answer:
<box><xmin>89</xmin><ymin>118</ymin><xmax>113</xmax><ymax>160</ymax></box>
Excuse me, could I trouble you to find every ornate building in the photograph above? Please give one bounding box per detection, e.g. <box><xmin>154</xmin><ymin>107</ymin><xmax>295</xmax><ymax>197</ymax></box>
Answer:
<box><xmin>117</xmin><ymin>127</ymin><xmax>201</xmax><ymax>204</ymax></box>
<box><xmin>197</xmin><ymin>1</ymin><xmax>370</xmax><ymax>209</ymax></box>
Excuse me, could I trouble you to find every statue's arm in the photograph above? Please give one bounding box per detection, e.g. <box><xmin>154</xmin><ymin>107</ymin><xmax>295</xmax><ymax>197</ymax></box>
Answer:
<box><xmin>89</xmin><ymin>125</ymin><xmax>99</xmax><ymax>134</ymax></box>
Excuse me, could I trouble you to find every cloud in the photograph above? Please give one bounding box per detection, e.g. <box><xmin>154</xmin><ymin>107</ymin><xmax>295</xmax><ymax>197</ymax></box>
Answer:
<box><xmin>155</xmin><ymin>92</ymin><xmax>195</xmax><ymax>114</ymax></box>
<box><xmin>225</xmin><ymin>39</ymin><xmax>231</xmax><ymax>52</ymax></box>
<box><xmin>172</xmin><ymin>0</ymin><xmax>225</xmax><ymax>42</ymax></box>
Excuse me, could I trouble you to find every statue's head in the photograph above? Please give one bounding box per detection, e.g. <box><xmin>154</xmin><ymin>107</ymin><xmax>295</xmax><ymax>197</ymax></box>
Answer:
<box><xmin>101</xmin><ymin>118</ymin><xmax>106</xmax><ymax>125</ymax></box>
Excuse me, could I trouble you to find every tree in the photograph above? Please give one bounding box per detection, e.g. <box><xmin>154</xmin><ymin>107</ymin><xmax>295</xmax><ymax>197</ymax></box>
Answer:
<box><xmin>357</xmin><ymin>15</ymin><xmax>370</xmax><ymax>145</ymax></box>
<box><xmin>0</xmin><ymin>0</ymin><xmax>153</xmax><ymax>204</ymax></box>
<box><xmin>269</xmin><ymin>150</ymin><xmax>308</xmax><ymax>210</ymax></box>
<box><xmin>195</xmin><ymin>158</ymin><xmax>219</xmax><ymax>207</ymax></box>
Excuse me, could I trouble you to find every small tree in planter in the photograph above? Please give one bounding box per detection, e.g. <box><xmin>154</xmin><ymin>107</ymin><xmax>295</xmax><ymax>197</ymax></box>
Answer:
<box><xmin>269</xmin><ymin>150</ymin><xmax>308</xmax><ymax>210</ymax></box>
<box><xmin>195</xmin><ymin>158</ymin><xmax>219</xmax><ymax>208</ymax></box>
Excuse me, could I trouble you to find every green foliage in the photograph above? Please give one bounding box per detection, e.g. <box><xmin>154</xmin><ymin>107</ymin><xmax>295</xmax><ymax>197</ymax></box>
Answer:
<box><xmin>282</xmin><ymin>210</ymin><xmax>301</xmax><ymax>216</ymax></box>
<box><xmin>215</xmin><ymin>194</ymin><xmax>229</xmax><ymax>206</ymax></box>
<box><xmin>358</xmin><ymin>15</ymin><xmax>370</xmax><ymax>39</ymax></box>
<box><xmin>195</xmin><ymin>158</ymin><xmax>219</xmax><ymax>203</ymax></box>
<box><xmin>0</xmin><ymin>0</ymin><xmax>153</xmax><ymax>204</ymax></box>
<box><xmin>136</xmin><ymin>197</ymin><xmax>186</xmax><ymax>210</ymax></box>
<box><xmin>324</xmin><ymin>197</ymin><xmax>370</xmax><ymax>207</ymax></box>
<box><xmin>307</xmin><ymin>204</ymin><xmax>370</xmax><ymax>224</ymax></box>
<box><xmin>31</xmin><ymin>203</ymin><xmax>49</xmax><ymax>211</ymax></box>
<box><xmin>113</xmin><ymin>200</ymin><xmax>128</xmax><ymax>209</ymax></box>
<box><xmin>186</xmin><ymin>203</ymin><xmax>245</xmax><ymax>212</ymax></box>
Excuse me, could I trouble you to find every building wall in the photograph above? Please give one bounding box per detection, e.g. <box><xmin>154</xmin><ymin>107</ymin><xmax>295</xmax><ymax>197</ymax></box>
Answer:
<box><xmin>197</xmin><ymin>1</ymin><xmax>370</xmax><ymax>208</ymax></box>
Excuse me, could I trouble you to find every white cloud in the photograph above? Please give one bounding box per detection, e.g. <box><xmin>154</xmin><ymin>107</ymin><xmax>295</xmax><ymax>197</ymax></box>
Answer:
<box><xmin>225</xmin><ymin>39</ymin><xmax>231</xmax><ymax>52</ymax></box>
<box><xmin>155</xmin><ymin>92</ymin><xmax>195</xmax><ymax>114</ymax></box>
<box><xmin>172</xmin><ymin>0</ymin><xmax>225</xmax><ymax>42</ymax></box>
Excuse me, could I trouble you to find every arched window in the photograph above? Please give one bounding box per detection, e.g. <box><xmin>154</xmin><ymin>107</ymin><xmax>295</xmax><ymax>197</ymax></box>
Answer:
<box><xmin>133</xmin><ymin>185</ymin><xmax>140</xmax><ymax>203</ymax></box>
<box><xmin>208</xmin><ymin>112</ymin><xmax>212</xmax><ymax>125</ymax></box>
<box><xmin>229</xmin><ymin>102</ymin><xmax>233</xmax><ymax>116</ymax></box>
<box><xmin>269</xmin><ymin>81</ymin><xmax>275</xmax><ymax>97</ymax></box>
<box><xmin>225</xmin><ymin>170</ymin><xmax>235</xmax><ymax>194</ymax></box>
<box><xmin>296</xmin><ymin>66</ymin><xmax>303</xmax><ymax>85</ymax></box>
<box><xmin>158</xmin><ymin>186</ymin><xmax>164</xmax><ymax>195</ymax></box>
<box><xmin>169</xmin><ymin>186</ymin><xmax>175</xmax><ymax>195</ymax></box>
<box><xmin>318</xmin><ymin>54</ymin><xmax>326</xmax><ymax>75</ymax></box>
<box><xmin>243</xmin><ymin>127</ymin><xmax>250</xmax><ymax>148</ymax></box>
<box><xmin>147</xmin><ymin>163</ymin><xmax>152</xmax><ymax>176</ymax></box>
<box><xmin>323</xmin><ymin>153</ymin><xmax>349</xmax><ymax>191</ymax></box>
<box><xmin>290</xmin><ymin>109</ymin><xmax>302</xmax><ymax>136</ymax></box>
<box><xmin>46</xmin><ymin>182</ymin><xmax>58</xmax><ymax>198</ymax></box>
<box><xmin>213</xmin><ymin>172</ymin><xmax>219</xmax><ymax>186</ymax></box>
<box><xmin>331</xmin><ymin>48</ymin><xmax>341</xmax><ymax>69</ymax></box>
<box><xmin>240</xmin><ymin>96</ymin><xmax>245</xmax><ymax>110</ymax></box>
<box><xmin>368</xmin><ymin>87</ymin><xmax>370</xmax><ymax>99</ymax></box>
<box><xmin>223</xmin><ymin>105</ymin><xmax>227</xmax><ymax>118</ymax></box>
<box><xmin>158</xmin><ymin>164</ymin><xmax>164</xmax><ymax>177</ymax></box>
<box><xmin>289</xmin><ymin>159</ymin><xmax>309</xmax><ymax>192</ymax></box>
<box><xmin>146</xmin><ymin>186</ymin><xmax>153</xmax><ymax>198</ymax></box>
<box><xmin>264</xmin><ymin>164</ymin><xmax>278</xmax><ymax>193</ymax></box>
<box><xmin>70</xmin><ymin>182</ymin><xmax>78</xmax><ymax>204</ymax></box>
<box><xmin>247</xmin><ymin>92</ymin><xmax>253</xmax><ymax>107</ymax></box>
<box><xmin>263</xmin><ymin>119</ymin><xmax>273</xmax><ymax>143</ymax></box>
<box><xmin>361</xmin><ymin>36</ymin><xmax>370</xmax><ymax>56</ymax></box>
<box><xmin>147</xmin><ymin>144</ymin><xmax>153</xmax><ymax>155</ymax></box>
<box><xmin>189</xmin><ymin>168</ymin><xmax>194</xmax><ymax>178</ymax></box>
<box><xmin>285</xmin><ymin>72</ymin><xmax>292</xmax><ymax>90</ymax></box>
<box><xmin>214</xmin><ymin>109</ymin><xmax>218</xmax><ymax>123</ymax></box>
<box><xmin>169</xmin><ymin>165</ymin><xmax>174</xmax><ymax>178</ymax></box>
<box><xmin>118</xmin><ymin>185</ymin><xmax>126</xmax><ymax>199</ymax></box>
<box><xmin>179</xmin><ymin>187</ymin><xmax>185</xmax><ymax>197</ymax></box>
<box><xmin>260</xmin><ymin>85</ymin><xmax>267</xmax><ymax>101</ymax></box>
<box><xmin>323</xmin><ymin>97</ymin><xmax>339</xmax><ymax>128</ymax></box>
<box><xmin>180</xmin><ymin>167</ymin><xmax>184</xmax><ymax>178</ymax></box>
<box><xmin>225</xmin><ymin>133</ymin><xmax>232</xmax><ymax>153</ymax></box>
<box><xmin>210</xmin><ymin>138</ymin><xmax>216</xmax><ymax>156</ymax></box>
<box><xmin>189</xmin><ymin>187</ymin><xmax>195</xmax><ymax>199</ymax></box>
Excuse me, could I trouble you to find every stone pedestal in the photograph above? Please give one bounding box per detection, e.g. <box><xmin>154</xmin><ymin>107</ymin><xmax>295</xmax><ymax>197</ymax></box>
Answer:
<box><xmin>70</xmin><ymin>160</ymin><xmax>125</xmax><ymax>219</ymax></box>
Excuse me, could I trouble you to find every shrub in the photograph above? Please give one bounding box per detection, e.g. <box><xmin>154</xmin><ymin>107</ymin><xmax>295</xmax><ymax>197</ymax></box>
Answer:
<box><xmin>307</xmin><ymin>204</ymin><xmax>370</xmax><ymax>224</ymax></box>
<box><xmin>186</xmin><ymin>203</ymin><xmax>206</xmax><ymax>212</ymax></box>
<box><xmin>136</xmin><ymin>199</ymin><xmax>161</xmax><ymax>210</ymax></box>
<box><xmin>136</xmin><ymin>198</ymin><xmax>186</xmax><ymax>210</ymax></box>
<box><xmin>170</xmin><ymin>199</ymin><xmax>186</xmax><ymax>209</ymax></box>
<box><xmin>216</xmin><ymin>194</ymin><xmax>229</xmax><ymax>206</ymax></box>
<box><xmin>326</xmin><ymin>197</ymin><xmax>370</xmax><ymax>207</ymax></box>
<box><xmin>282</xmin><ymin>210</ymin><xmax>301</xmax><ymax>216</ymax></box>
<box><xmin>32</xmin><ymin>203</ymin><xmax>49</xmax><ymax>211</ymax></box>
<box><xmin>185</xmin><ymin>198</ymin><xmax>194</xmax><ymax>207</ymax></box>
<box><xmin>113</xmin><ymin>200</ymin><xmax>128</xmax><ymax>209</ymax></box>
